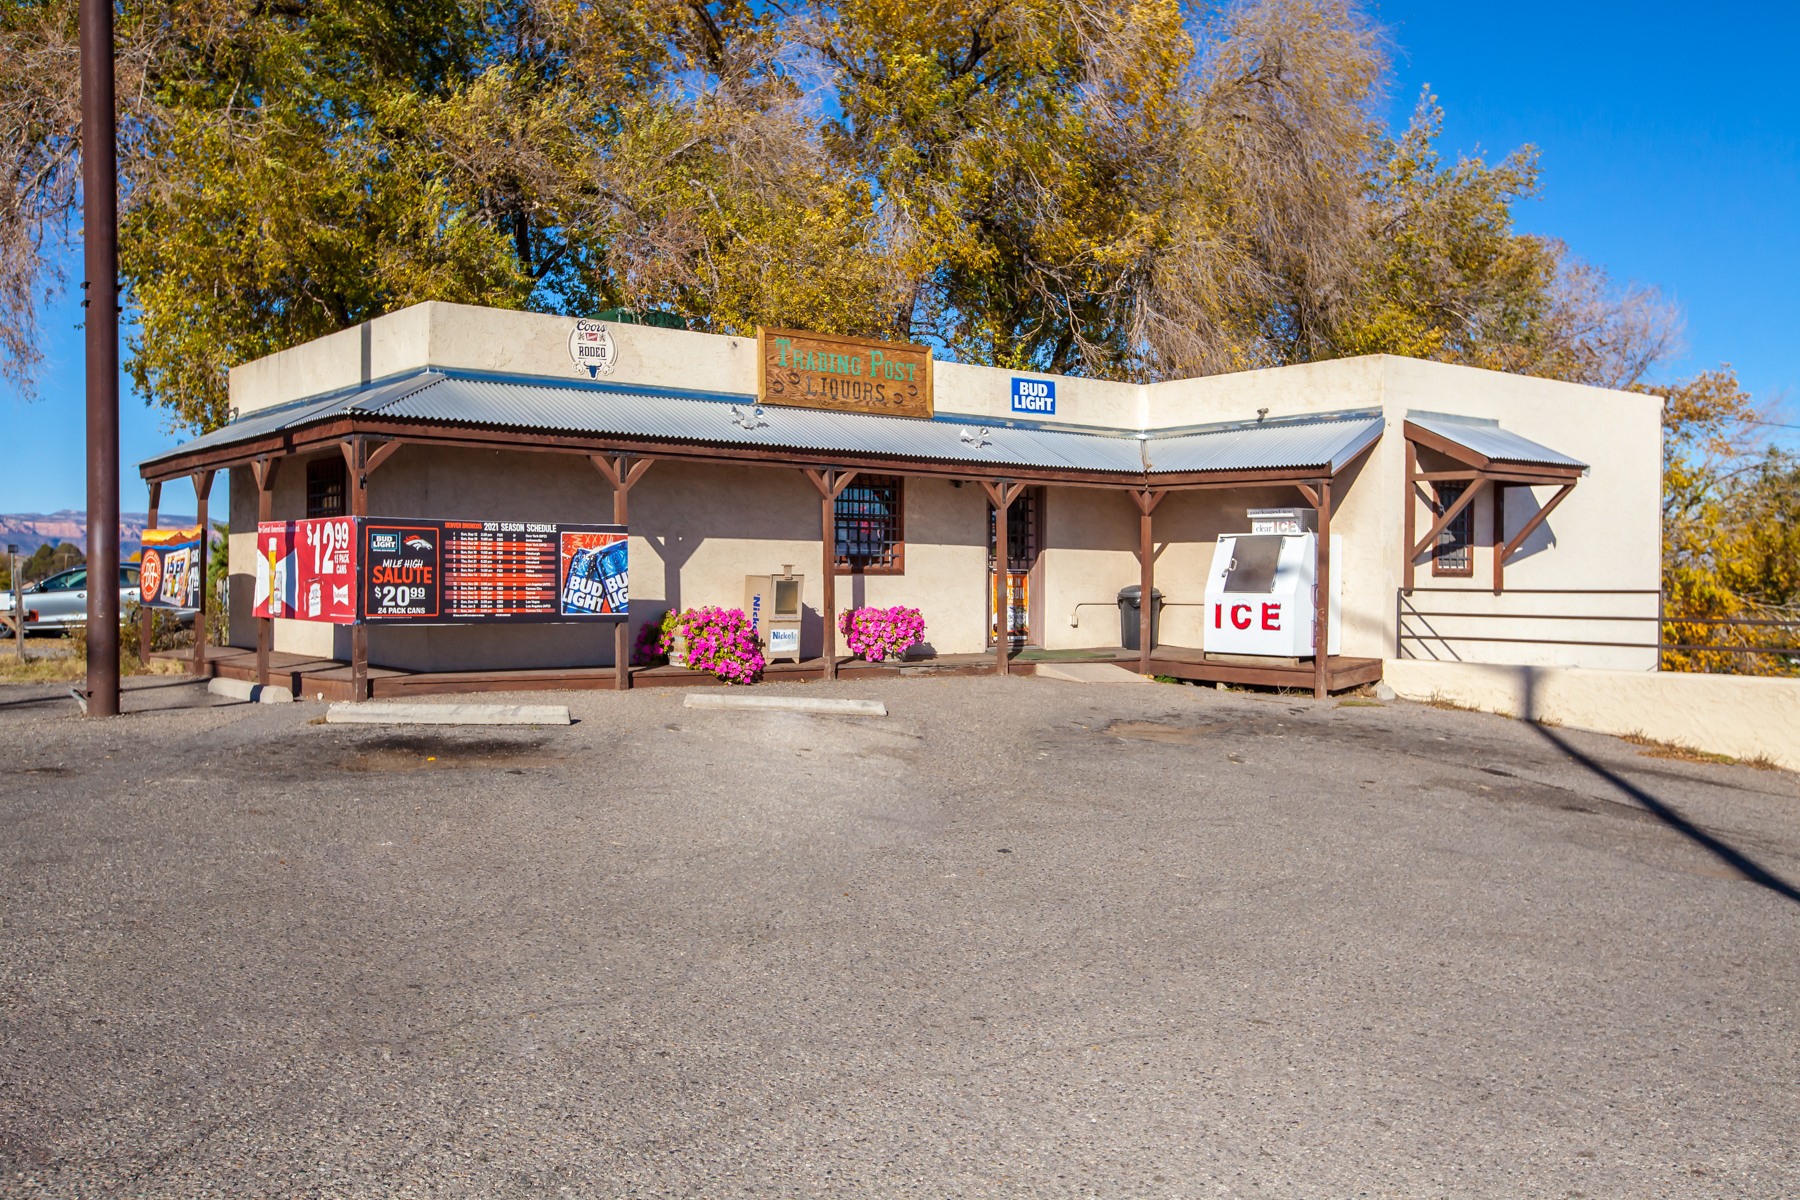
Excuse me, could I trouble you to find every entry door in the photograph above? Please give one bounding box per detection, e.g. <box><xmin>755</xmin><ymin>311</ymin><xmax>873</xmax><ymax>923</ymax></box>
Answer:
<box><xmin>988</xmin><ymin>490</ymin><xmax>1041</xmax><ymax>649</ymax></box>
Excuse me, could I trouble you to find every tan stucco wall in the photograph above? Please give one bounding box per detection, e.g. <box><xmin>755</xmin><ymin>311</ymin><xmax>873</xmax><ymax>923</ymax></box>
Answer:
<box><xmin>1383</xmin><ymin>660</ymin><xmax>1800</xmax><ymax>770</ymax></box>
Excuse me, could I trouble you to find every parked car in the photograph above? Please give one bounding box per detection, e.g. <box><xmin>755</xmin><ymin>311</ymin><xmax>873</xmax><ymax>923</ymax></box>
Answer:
<box><xmin>0</xmin><ymin>565</ymin><xmax>169</xmax><ymax>633</ymax></box>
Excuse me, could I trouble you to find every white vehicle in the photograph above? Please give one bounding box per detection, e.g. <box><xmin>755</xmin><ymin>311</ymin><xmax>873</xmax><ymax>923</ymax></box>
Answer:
<box><xmin>1</xmin><ymin>565</ymin><xmax>157</xmax><ymax>633</ymax></box>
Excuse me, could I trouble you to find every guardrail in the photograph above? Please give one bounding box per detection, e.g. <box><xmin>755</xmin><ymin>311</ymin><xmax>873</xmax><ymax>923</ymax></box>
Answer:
<box><xmin>1396</xmin><ymin>588</ymin><xmax>1800</xmax><ymax>673</ymax></box>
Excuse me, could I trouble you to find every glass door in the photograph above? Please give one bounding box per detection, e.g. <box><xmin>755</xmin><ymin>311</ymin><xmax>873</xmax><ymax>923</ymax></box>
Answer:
<box><xmin>988</xmin><ymin>490</ymin><xmax>1040</xmax><ymax>649</ymax></box>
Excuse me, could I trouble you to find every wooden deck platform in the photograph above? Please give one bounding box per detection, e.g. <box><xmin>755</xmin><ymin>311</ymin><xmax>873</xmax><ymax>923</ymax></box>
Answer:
<box><xmin>156</xmin><ymin>643</ymin><xmax>1380</xmax><ymax>699</ymax></box>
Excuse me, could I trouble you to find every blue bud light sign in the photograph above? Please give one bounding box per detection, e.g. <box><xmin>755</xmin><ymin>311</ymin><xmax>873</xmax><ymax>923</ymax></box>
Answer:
<box><xmin>1011</xmin><ymin>377</ymin><xmax>1055</xmax><ymax>415</ymax></box>
<box><xmin>560</xmin><ymin>530</ymin><xmax>630</xmax><ymax>617</ymax></box>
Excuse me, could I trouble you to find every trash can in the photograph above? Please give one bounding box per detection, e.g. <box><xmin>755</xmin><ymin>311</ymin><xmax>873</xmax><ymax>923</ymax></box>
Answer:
<box><xmin>1118</xmin><ymin>585</ymin><xmax>1163</xmax><ymax>651</ymax></box>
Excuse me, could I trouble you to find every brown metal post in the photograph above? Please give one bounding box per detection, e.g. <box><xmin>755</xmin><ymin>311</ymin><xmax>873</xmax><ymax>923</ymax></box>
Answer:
<box><xmin>1314</xmin><ymin>478</ymin><xmax>1332</xmax><ymax>700</ymax></box>
<box><xmin>140</xmin><ymin>481</ymin><xmax>159</xmax><ymax>663</ymax></box>
<box><xmin>82</xmin><ymin>0</ymin><xmax>120</xmax><ymax>715</ymax></box>
<box><xmin>253</xmin><ymin>456</ymin><xmax>279</xmax><ymax>688</ymax></box>
<box><xmin>1402</xmin><ymin>438</ymin><xmax>1417</xmax><ymax>595</ymax></box>
<box><xmin>189</xmin><ymin>471</ymin><xmax>213</xmax><ymax>676</ymax></box>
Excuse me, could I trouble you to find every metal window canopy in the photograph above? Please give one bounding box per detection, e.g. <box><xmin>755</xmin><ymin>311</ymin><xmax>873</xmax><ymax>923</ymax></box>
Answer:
<box><xmin>1401</xmin><ymin>411</ymin><xmax>1587</xmax><ymax>596</ymax></box>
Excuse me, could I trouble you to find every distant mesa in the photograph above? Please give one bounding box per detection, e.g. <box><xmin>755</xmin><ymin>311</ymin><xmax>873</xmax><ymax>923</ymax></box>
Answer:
<box><xmin>0</xmin><ymin>510</ymin><xmax>199</xmax><ymax>559</ymax></box>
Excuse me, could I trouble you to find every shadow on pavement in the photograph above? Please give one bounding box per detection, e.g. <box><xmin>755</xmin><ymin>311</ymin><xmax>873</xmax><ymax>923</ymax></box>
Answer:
<box><xmin>1523</xmin><ymin>674</ymin><xmax>1800</xmax><ymax>906</ymax></box>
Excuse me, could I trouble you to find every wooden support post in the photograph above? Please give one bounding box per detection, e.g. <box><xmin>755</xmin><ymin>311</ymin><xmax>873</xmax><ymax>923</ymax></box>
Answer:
<box><xmin>251</xmin><ymin>456</ymin><xmax>280</xmax><ymax>688</ymax></box>
<box><xmin>1314</xmin><ymin>477</ymin><xmax>1332</xmax><ymax>700</ymax></box>
<box><xmin>1132</xmin><ymin>489</ymin><xmax>1168</xmax><ymax>675</ymax></box>
<box><xmin>980</xmin><ymin>480</ymin><xmax>1026</xmax><ymax>676</ymax></box>
<box><xmin>1496</xmin><ymin>483</ymin><xmax>1575</xmax><ymax>570</ymax></box>
<box><xmin>590</xmin><ymin>453</ymin><xmax>653</xmax><ymax>691</ymax></box>
<box><xmin>189</xmin><ymin>470</ymin><xmax>214</xmax><ymax>677</ymax></box>
<box><xmin>346</xmin><ymin>437</ymin><xmax>369</xmax><ymax>701</ymax></box>
<box><xmin>804</xmin><ymin>468</ymin><xmax>858</xmax><ymax>679</ymax></box>
<box><xmin>1491</xmin><ymin>483</ymin><xmax>1506</xmax><ymax>594</ymax></box>
<box><xmin>140</xmin><ymin>480</ymin><xmax>159</xmax><ymax>664</ymax></box>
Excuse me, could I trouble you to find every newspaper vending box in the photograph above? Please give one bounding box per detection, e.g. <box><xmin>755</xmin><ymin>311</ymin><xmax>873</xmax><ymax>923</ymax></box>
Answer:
<box><xmin>1205</xmin><ymin>511</ymin><xmax>1341</xmax><ymax>657</ymax></box>
<box><xmin>745</xmin><ymin>567</ymin><xmax>805</xmax><ymax>662</ymax></box>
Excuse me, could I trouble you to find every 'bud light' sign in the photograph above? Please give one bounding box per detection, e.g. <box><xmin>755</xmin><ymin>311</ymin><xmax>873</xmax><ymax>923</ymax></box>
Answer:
<box><xmin>1011</xmin><ymin>377</ymin><xmax>1055</xmax><ymax>415</ymax></box>
<box><xmin>560</xmin><ymin>531</ymin><xmax>629</xmax><ymax>616</ymax></box>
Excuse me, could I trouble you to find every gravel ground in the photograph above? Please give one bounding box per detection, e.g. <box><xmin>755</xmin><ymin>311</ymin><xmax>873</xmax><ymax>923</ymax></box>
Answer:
<box><xmin>1</xmin><ymin>674</ymin><xmax>1797</xmax><ymax>1198</ymax></box>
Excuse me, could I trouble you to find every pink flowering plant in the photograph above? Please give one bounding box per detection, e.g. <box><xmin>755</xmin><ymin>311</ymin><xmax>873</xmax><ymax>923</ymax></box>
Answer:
<box><xmin>673</xmin><ymin>606</ymin><xmax>765</xmax><ymax>684</ymax></box>
<box><xmin>632</xmin><ymin>609</ymin><xmax>683</xmax><ymax>666</ymax></box>
<box><xmin>838</xmin><ymin>605</ymin><xmax>926</xmax><ymax>662</ymax></box>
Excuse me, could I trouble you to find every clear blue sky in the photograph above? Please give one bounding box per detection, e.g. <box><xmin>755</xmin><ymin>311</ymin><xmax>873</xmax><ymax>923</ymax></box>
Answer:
<box><xmin>2</xmin><ymin>0</ymin><xmax>1795</xmax><ymax>513</ymax></box>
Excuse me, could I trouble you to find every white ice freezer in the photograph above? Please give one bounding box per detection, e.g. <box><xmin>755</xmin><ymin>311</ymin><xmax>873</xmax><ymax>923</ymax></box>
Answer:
<box><xmin>1204</xmin><ymin>533</ymin><xmax>1341</xmax><ymax>657</ymax></box>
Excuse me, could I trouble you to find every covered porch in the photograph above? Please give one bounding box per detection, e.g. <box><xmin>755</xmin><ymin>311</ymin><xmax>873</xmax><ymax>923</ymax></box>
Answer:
<box><xmin>141</xmin><ymin>371</ymin><xmax>1390</xmax><ymax>700</ymax></box>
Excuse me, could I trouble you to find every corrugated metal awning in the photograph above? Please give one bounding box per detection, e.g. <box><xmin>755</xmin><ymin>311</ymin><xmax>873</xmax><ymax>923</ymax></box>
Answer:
<box><xmin>140</xmin><ymin>371</ymin><xmax>1388</xmax><ymax>481</ymax></box>
<box><xmin>1405</xmin><ymin>412</ymin><xmax>1586</xmax><ymax>470</ymax></box>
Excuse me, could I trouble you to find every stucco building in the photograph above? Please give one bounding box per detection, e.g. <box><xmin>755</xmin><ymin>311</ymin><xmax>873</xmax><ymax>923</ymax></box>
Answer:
<box><xmin>140</xmin><ymin>301</ymin><xmax>1663</xmax><ymax>698</ymax></box>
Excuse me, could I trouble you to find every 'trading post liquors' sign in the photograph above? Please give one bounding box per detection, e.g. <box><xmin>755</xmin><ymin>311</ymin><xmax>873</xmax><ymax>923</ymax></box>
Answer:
<box><xmin>757</xmin><ymin>327</ymin><xmax>933</xmax><ymax>418</ymax></box>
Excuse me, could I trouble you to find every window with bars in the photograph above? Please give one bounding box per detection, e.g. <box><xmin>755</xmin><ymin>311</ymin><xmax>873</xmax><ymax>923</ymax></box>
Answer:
<box><xmin>307</xmin><ymin>456</ymin><xmax>347</xmax><ymax>519</ymax></box>
<box><xmin>1432</xmin><ymin>481</ymin><xmax>1473</xmax><ymax>576</ymax></box>
<box><xmin>834</xmin><ymin>476</ymin><xmax>904</xmax><ymax>574</ymax></box>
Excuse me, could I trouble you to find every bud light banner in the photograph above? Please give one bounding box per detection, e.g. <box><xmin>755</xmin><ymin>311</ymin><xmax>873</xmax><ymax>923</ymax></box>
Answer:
<box><xmin>253</xmin><ymin>518</ymin><xmax>358</xmax><ymax>622</ymax></box>
<box><xmin>560</xmin><ymin>530</ymin><xmax>629</xmax><ymax>616</ymax></box>
<box><xmin>359</xmin><ymin>518</ymin><xmax>627</xmax><ymax>625</ymax></box>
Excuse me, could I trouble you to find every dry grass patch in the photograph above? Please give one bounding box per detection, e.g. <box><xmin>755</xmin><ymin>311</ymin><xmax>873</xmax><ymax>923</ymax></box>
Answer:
<box><xmin>1620</xmin><ymin>731</ymin><xmax>1738</xmax><ymax>766</ymax></box>
<box><xmin>0</xmin><ymin>652</ymin><xmax>188</xmax><ymax>685</ymax></box>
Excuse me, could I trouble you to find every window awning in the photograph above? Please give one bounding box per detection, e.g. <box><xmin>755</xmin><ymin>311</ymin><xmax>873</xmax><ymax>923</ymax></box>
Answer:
<box><xmin>140</xmin><ymin>370</ymin><xmax>1386</xmax><ymax>489</ymax></box>
<box><xmin>1404</xmin><ymin>411</ymin><xmax>1586</xmax><ymax>475</ymax></box>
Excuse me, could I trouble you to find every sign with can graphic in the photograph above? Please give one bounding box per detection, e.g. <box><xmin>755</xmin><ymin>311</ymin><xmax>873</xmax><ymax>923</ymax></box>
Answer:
<box><xmin>559</xmin><ymin>529</ymin><xmax>629</xmax><ymax>616</ymax></box>
<box><xmin>140</xmin><ymin>526</ymin><xmax>203</xmax><ymax>610</ymax></box>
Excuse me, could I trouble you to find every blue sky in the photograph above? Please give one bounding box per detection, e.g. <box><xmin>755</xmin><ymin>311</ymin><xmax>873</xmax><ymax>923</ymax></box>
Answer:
<box><xmin>3</xmin><ymin>0</ymin><xmax>1795</xmax><ymax>514</ymax></box>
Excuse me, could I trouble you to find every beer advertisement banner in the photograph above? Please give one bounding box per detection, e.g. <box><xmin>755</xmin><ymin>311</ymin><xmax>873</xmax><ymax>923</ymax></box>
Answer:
<box><xmin>253</xmin><ymin>518</ymin><xmax>358</xmax><ymax>622</ymax></box>
<box><xmin>140</xmin><ymin>527</ymin><xmax>203</xmax><ymax>610</ymax></box>
<box><xmin>362</xmin><ymin>519</ymin><xmax>627</xmax><ymax>624</ymax></box>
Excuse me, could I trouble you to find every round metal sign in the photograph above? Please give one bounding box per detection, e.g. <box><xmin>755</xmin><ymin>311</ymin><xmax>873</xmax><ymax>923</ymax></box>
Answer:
<box><xmin>569</xmin><ymin>319</ymin><xmax>617</xmax><ymax>378</ymax></box>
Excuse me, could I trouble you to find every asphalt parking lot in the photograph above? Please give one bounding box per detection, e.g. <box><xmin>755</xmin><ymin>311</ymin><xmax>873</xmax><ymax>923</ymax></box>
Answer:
<box><xmin>2</xmin><ymin>674</ymin><xmax>1797</xmax><ymax>1198</ymax></box>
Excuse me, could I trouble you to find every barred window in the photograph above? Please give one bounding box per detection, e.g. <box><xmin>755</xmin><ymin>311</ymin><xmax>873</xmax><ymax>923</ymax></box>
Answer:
<box><xmin>835</xmin><ymin>476</ymin><xmax>904</xmax><ymax>574</ymax></box>
<box><xmin>307</xmin><ymin>456</ymin><xmax>347</xmax><ymax>518</ymax></box>
<box><xmin>1433</xmin><ymin>481</ymin><xmax>1473</xmax><ymax>576</ymax></box>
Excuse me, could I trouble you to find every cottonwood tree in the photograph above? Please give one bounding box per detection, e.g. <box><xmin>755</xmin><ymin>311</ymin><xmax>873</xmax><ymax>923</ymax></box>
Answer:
<box><xmin>0</xmin><ymin>0</ymin><xmax>1718</xmax><ymax>426</ymax></box>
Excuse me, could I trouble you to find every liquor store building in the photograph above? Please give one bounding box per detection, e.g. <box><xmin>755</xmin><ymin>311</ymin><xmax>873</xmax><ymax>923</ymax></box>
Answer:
<box><xmin>139</xmin><ymin>301</ymin><xmax>1664</xmax><ymax>700</ymax></box>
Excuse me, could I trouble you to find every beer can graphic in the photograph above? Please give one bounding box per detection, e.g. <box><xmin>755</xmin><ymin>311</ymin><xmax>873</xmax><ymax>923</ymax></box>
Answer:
<box><xmin>560</xmin><ymin>530</ymin><xmax>628</xmax><ymax>617</ymax></box>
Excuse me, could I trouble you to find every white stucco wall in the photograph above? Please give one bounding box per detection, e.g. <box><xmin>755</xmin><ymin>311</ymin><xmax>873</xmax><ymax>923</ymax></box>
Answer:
<box><xmin>222</xmin><ymin>303</ymin><xmax>1665</xmax><ymax>676</ymax></box>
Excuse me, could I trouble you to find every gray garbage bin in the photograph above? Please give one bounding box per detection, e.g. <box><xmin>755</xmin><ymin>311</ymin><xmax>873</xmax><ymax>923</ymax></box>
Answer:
<box><xmin>1118</xmin><ymin>585</ymin><xmax>1163</xmax><ymax>651</ymax></box>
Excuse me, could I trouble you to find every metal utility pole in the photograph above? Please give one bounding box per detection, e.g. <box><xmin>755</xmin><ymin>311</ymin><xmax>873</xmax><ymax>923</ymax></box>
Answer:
<box><xmin>82</xmin><ymin>0</ymin><xmax>120</xmax><ymax>716</ymax></box>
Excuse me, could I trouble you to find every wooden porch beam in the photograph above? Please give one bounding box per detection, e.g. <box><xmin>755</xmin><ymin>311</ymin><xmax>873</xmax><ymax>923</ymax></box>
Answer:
<box><xmin>251</xmin><ymin>455</ymin><xmax>280</xmax><ymax>688</ymax></box>
<box><xmin>1314</xmin><ymin>477</ymin><xmax>1333</xmax><ymax>700</ymax></box>
<box><xmin>1409</xmin><ymin>476</ymin><xmax>1487</xmax><ymax>563</ymax></box>
<box><xmin>589</xmin><ymin>454</ymin><xmax>655</xmax><ymax>691</ymax></box>
<box><xmin>802</xmin><ymin>468</ymin><xmax>858</xmax><ymax>679</ymax></box>
<box><xmin>190</xmin><ymin>470</ymin><xmax>215</xmax><ymax>678</ymax></box>
<box><xmin>1497</xmin><ymin>483</ymin><xmax>1576</xmax><ymax>570</ymax></box>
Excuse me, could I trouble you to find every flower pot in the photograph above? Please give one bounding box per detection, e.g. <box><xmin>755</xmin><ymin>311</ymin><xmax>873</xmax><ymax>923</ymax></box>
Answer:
<box><xmin>667</xmin><ymin>633</ymin><xmax>687</xmax><ymax>667</ymax></box>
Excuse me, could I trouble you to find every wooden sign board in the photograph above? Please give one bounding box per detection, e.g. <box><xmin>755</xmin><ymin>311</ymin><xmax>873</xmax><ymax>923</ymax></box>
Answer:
<box><xmin>757</xmin><ymin>327</ymin><xmax>933</xmax><ymax>419</ymax></box>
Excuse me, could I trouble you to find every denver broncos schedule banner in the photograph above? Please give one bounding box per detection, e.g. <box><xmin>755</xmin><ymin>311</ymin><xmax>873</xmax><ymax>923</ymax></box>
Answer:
<box><xmin>361</xmin><ymin>519</ymin><xmax>628</xmax><ymax>625</ymax></box>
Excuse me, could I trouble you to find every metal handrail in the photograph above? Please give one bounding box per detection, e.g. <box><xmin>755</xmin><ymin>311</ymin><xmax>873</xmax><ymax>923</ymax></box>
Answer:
<box><xmin>1395</xmin><ymin>588</ymin><xmax>1799</xmax><ymax>670</ymax></box>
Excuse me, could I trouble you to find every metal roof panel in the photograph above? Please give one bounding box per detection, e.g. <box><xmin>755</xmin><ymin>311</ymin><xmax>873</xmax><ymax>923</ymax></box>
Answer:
<box><xmin>1145</xmin><ymin>415</ymin><xmax>1386</xmax><ymax>475</ymax></box>
<box><xmin>1406</xmin><ymin>413</ymin><xmax>1585</xmax><ymax>468</ymax></box>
